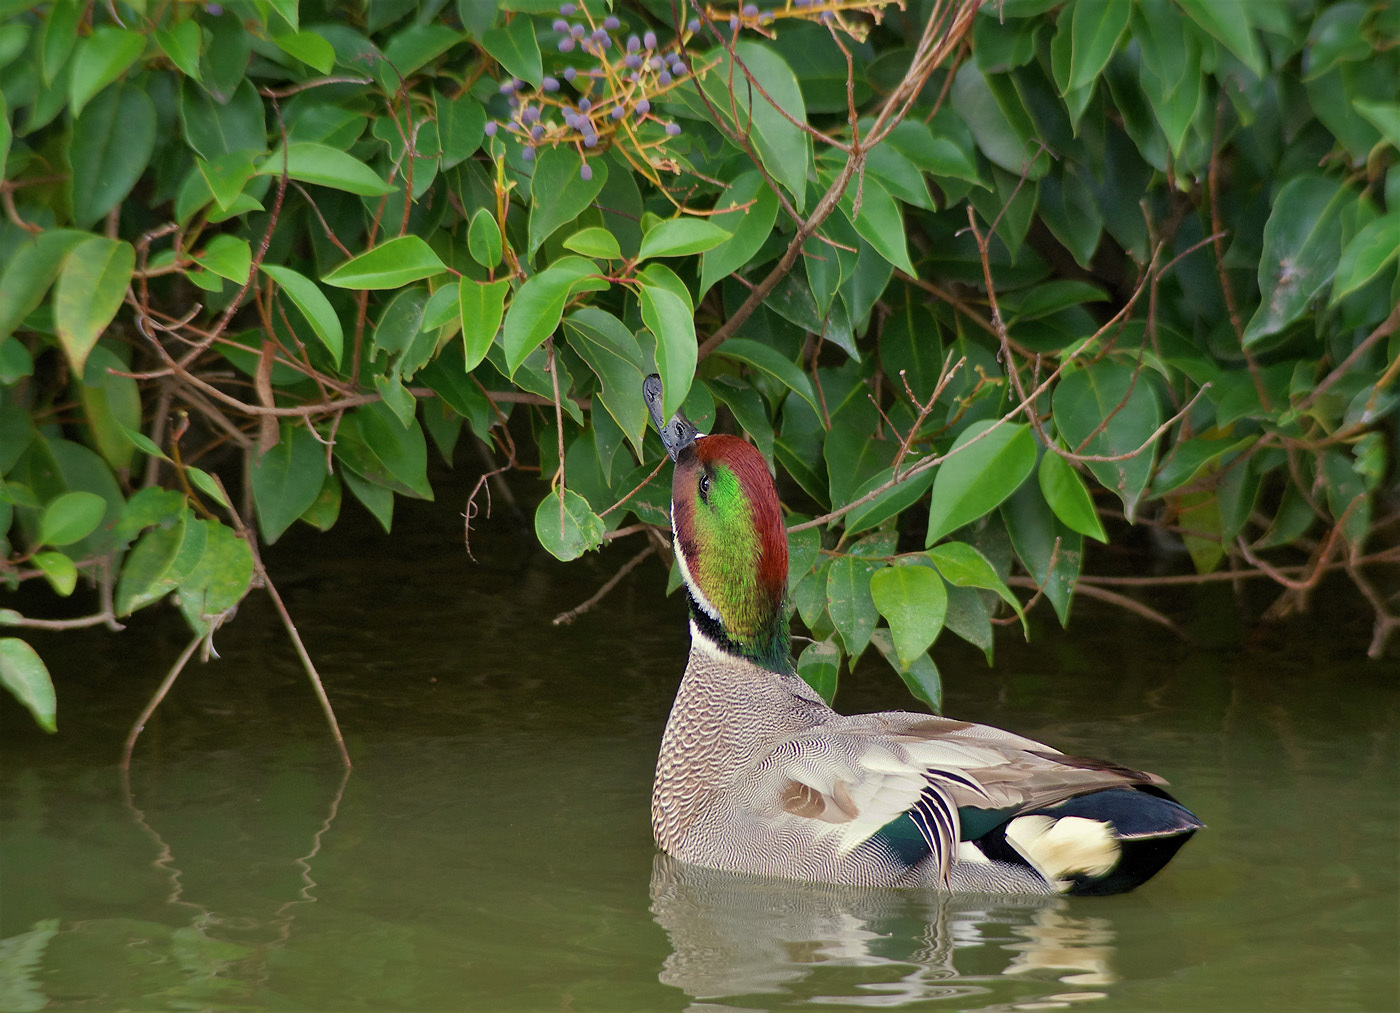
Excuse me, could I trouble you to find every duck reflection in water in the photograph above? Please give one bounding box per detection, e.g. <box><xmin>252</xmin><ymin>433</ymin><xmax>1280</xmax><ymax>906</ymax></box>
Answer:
<box><xmin>650</xmin><ymin>855</ymin><xmax>1121</xmax><ymax>1007</ymax></box>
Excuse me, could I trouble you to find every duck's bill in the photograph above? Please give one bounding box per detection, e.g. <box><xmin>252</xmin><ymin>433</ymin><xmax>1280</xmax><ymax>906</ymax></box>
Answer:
<box><xmin>643</xmin><ymin>374</ymin><xmax>700</xmax><ymax>462</ymax></box>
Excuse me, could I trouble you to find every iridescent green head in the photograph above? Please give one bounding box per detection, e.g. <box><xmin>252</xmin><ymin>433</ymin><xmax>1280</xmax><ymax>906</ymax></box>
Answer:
<box><xmin>645</xmin><ymin>376</ymin><xmax>791</xmax><ymax>672</ymax></box>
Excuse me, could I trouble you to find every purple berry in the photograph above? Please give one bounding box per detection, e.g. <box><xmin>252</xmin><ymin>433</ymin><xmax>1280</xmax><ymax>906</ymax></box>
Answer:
<box><xmin>558</xmin><ymin>37</ymin><xmax>575</xmax><ymax>51</ymax></box>
<box><xmin>636</xmin><ymin>98</ymin><xmax>650</xmax><ymax>115</ymax></box>
<box><xmin>597</xmin><ymin>33</ymin><xmax>611</xmax><ymax>48</ymax></box>
<box><xmin>564</xmin><ymin>66</ymin><xmax>577</xmax><ymax>81</ymax></box>
<box><xmin>643</xmin><ymin>31</ymin><xmax>657</xmax><ymax>49</ymax></box>
<box><xmin>543</xmin><ymin>76</ymin><xmax>559</xmax><ymax>91</ymax></box>
<box><xmin>571</xmin><ymin>22</ymin><xmax>585</xmax><ymax>38</ymax></box>
<box><xmin>578</xmin><ymin>97</ymin><xmax>592</xmax><ymax>111</ymax></box>
<box><xmin>580</xmin><ymin>164</ymin><xmax>592</xmax><ymax>180</ymax></box>
<box><xmin>649</xmin><ymin>55</ymin><xmax>663</xmax><ymax>70</ymax></box>
<box><xmin>531</xmin><ymin>124</ymin><xmax>544</xmax><ymax>139</ymax></box>
<box><xmin>583</xmin><ymin>130</ymin><xmax>598</xmax><ymax>146</ymax></box>
<box><xmin>604</xmin><ymin>16</ymin><xmax>620</xmax><ymax>30</ymax></box>
<box><xmin>611</xmin><ymin>105</ymin><xmax>625</xmax><ymax>120</ymax></box>
<box><xmin>625</xmin><ymin>53</ymin><xmax>642</xmax><ymax>69</ymax></box>
<box><xmin>820</xmin><ymin>10</ymin><xmax>834</xmax><ymax>22</ymax></box>
<box><xmin>729</xmin><ymin>16</ymin><xmax>739</xmax><ymax>30</ymax></box>
<box><xmin>553</xmin><ymin>18</ymin><xmax>568</xmax><ymax>31</ymax></box>
<box><xmin>564</xmin><ymin>112</ymin><xmax>579</xmax><ymax>128</ymax></box>
<box><xmin>484</xmin><ymin>121</ymin><xmax>498</xmax><ymax>136</ymax></box>
<box><xmin>560</xmin><ymin>2</ymin><xmax>575</xmax><ymax>12</ymax></box>
<box><xmin>523</xmin><ymin>105</ymin><xmax>539</xmax><ymax>122</ymax></box>
<box><xmin>499</xmin><ymin>80</ymin><xmax>515</xmax><ymax>94</ymax></box>
<box><xmin>626</xmin><ymin>34</ymin><xmax>640</xmax><ymax>51</ymax></box>
<box><xmin>521</xmin><ymin>146</ymin><xmax>534</xmax><ymax>161</ymax></box>
<box><xmin>665</xmin><ymin>122</ymin><xmax>681</xmax><ymax>135</ymax></box>
<box><xmin>658</xmin><ymin>70</ymin><xmax>672</xmax><ymax>85</ymax></box>
<box><xmin>687</xmin><ymin>18</ymin><xmax>700</xmax><ymax>31</ymax></box>
<box><xmin>743</xmin><ymin>3</ymin><xmax>758</xmax><ymax>15</ymax></box>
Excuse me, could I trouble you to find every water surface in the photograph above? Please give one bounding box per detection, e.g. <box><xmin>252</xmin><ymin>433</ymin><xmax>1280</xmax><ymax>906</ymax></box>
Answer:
<box><xmin>2</xmin><ymin>494</ymin><xmax>1397</xmax><ymax>1011</ymax></box>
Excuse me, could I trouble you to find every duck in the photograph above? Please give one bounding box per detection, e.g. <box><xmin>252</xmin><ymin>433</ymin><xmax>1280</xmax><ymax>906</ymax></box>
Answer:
<box><xmin>642</xmin><ymin>375</ymin><xmax>1202</xmax><ymax>896</ymax></box>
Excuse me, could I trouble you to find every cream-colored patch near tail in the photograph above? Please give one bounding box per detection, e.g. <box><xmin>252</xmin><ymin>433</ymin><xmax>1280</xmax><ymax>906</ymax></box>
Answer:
<box><xmin>1005</xmin><ymin>815</ymin><xmax>1120</xmax><ymax>891</ymax></box>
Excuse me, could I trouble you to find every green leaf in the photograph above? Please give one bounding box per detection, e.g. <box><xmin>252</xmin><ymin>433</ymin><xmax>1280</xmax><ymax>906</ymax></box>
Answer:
<box><xmin>37</xmin><ymin>490</ymin><xmax>106</xmax><ymax>547</ymax></box>
<box><xmin>870</xmin><ymin>629</ymin><xmax>942</xmax><ymax>712</ymax></box>
<box><xmin>115</xmin><ymin>511</ymin><xmax>209</xmax><ymax>615</ymax></box>
<box><xmin>273</xmin><ymin>31</ymin><xmax>336</xmax><ymax>74</ymax></box>
<box><xmin>53</xmin><ymin>236</ymin><xmax>135</xmax><ymax>377</ymax></box>
<box><xmin>438</xmin><ymin>90</ymin><xmax>486</xmax><ymax>167</ymax></box>
<box><xmin>176</xmin><ymin>520</ymin><xmax>255</xmax><ymax>635</ymax></box>
<box><xmin>0</xmin><ymin>638</ymin><xmax>56</xmax><ymax>732</ymax></box>
<box><xmin>527</xmin><ymin>146</ymin><xmax>606</xmax><ymax>258</ymax></box>
<box><xmin>1244</xmin><ymin>175</ymin><xmax>1351</xmax><ymax>346</ymax></box>
<box><xmin>482</xmin><ymin>15</ymin><xmax>543</xmax><ymax>87</ymax></box>
<box><xmin>1037</xmin><ymin>452</ymin><xmax>1107</xmax><ymax>542</ymax></box>
<box><xmin>155</xmin><ymin>19</ymin><xmax>202</xmax><ymax>79</ymax></box>
<box><xmin>836</xmin><ymin>175</ymin><xmax>915</xmax><ymax>276</ymax></box>
<box><xmin>1333</xmin><ymin>213</ymin><xmax>1400</xmax><ymax>302</ymax></box>
<box><xmin>698</xmin><ymin>41</ymin><xmax>810</xmax><ymax>211</ymax></box>
<box><xmin>68</xmin><ymin>27</ymin><xmax>146</xmax><ymax>117</ymax></box>
<box><xmin>251</xmin><ymin>424</ymin><xmax>328</xmax><ymax>543</ymax></box>
<box><xmin>562</xmin><ymin>227</ymin><xmax>622</xmax><ymax>260</ymax></box>
<box><xmin>187</xmin><ymin>467</ymin><xmax>229</xmax><ymax>508</ymax></box>
<box><xmin>713</xmin><ymin>338</ymin><xmax>819</xmax><ymax>417</ymax></box>
<box><xmin>78</xmin><ymin>345</ymin><xmax>139</xmax><ymax>472</ymax></box>
<box><xmin>926</xmin><ymin>542</ymin><xmax>1027</xmax><ymax>636</ymax></box>
<box><xmin>70</xmin><ymin>83</ymin><xmax>156</xmax><ymax>228</ymax></box>
<box><xmin>638</xmin><ymin>281</ymin><xmax>695</xmax><ymax>425</ymax></box>
<box><xmin>797</xmin><ymin>638</ymin><xmax>840</xmax><ymax>704</ymax></box>
<box><xmin>1063</xmin><ymin>0</ymin><xmax>1128</xmax><ymax>95</ymax></box>
<box><xmin>562</xmin><ymin>308</ymin><xmax>648</xmax><ymax>458</ymax></box>
<box><xmin>322</xmin><ymin>236</ymin><xmax>448</xmax><ymax>289</ymax></box>
<box><xmin>461</xmin><ymin>278</ymin><xmax>510</xmax><ymax>371</ymax></box>
<box><xmin>468</xmin><ymin>207</ymin><xmax>504</xmax><ymax>268</ymax></box>
<box><xmin>950</xmin><ymin>61</ymin><xmax>1051</xmax><ymax>180</ymax></box>
<box><xmin>196</xmin><ymin>235</ymin><xmax>252</xmax><ymax>284</ymax></box>
<box><xmin>1354</xmin><ymin>99</ymin><xmax>1400</xmax><ymax>150</ymax></box>
<box><xmin>503</xmin><ymin>257</ymin><xmax>598</xmax><ymax>374</ymax></box>
<box><xmin>1002</xmin><ymin>480</ymin><xmax>1082</xmax><ymax>626</ymax></box>
<box><xmin>1051</xmin><ymin>361</ymin><xmax>1161</xmax><ymax>521</ymax></box>
<box><xmin>372</xmin><ymin>287</ymin><xmax>436</xmax><ymax>381</ymax></box>
<box><xmin>870</xmin><ymin>562</ymin><xmax>947</xmax><ymax>670</ymax></box>
<box><xmin>179</xmin><ymin>78</ymin><xmax>263</xmax><ymax>160</ymax></box>
<box><xmin>33</xmin><ymin>550</ymin><xmax>77</xmax><ymax>596</ymax></box>
<box><xmin>260</xmin><ymin>264</ymin><xmax>345</xmax><ymax>364</ymax></box>
<box><xmin>699</xmin><ymin>171</ymin><xmax>780</xmax><ymax>296</ymax></box>
<box><xmin>926</xmin><ymin>420</ymin><xmax>1037</xmax><ymax>545</ymax></box>
<box><xmin>637</xmin><ymin>218</ymin><xmax>733</xmax><ymax>261</ymax></box>
<box><xmin>257</xmin><ymin>142</ymin><xmax>395</xmax><ymax>196</ymax></box>
<box><xmin>534</xmin><ymin>487</ymin><xmax>604</xmax><ymax>560</ymax></box>
<box><xmin>0</xmin><ymin>230</ymin><xmax>90</xmax><ymax>341</ymax></box>
<box><xmin>826</xmin><ymin>547</ymin><xmax>883</xmax><ymax>660</ymax></box>
<box><xmin>1176</xmin><ymin>0</ymin><xmax>1265</xmax><ymax>78</ymax></box>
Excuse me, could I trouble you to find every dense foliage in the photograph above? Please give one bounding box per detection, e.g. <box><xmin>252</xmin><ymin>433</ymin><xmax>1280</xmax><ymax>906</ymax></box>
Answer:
<box><xmin>1</xmin><ymin>0</ymin><xmax>1397</xmax><ymax>744</ymax></box>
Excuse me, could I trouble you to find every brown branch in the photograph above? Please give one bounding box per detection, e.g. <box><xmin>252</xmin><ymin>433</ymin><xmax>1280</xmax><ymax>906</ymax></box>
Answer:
<box><xmin>552</xmin><ymin>541</ymin><xmax>657</xmax><ymax>625</ymax></box>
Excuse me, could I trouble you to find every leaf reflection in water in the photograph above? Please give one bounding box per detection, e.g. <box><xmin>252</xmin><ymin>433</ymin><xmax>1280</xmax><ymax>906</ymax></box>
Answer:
<box><xmin>651</xmin><ymin>854</ymin><xmax>1124</xmax><ymax>1007</ymax></box>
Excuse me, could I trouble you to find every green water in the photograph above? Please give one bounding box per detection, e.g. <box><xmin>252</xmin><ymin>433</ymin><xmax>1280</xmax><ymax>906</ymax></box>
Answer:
<box><xmin>2</xmin><ymin>501</ymin><xmax>1397</xmax><ymax>1012</ymax></box>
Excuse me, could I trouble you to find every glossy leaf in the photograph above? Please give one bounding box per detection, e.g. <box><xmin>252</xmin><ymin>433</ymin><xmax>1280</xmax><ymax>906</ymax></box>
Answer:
<box><xmin>926</xmin><ymin>542</ymin><xmax>1027</xmax><ymax>635</ymax></box>
<box><xmin>461</xmin><ymin>278</ymin><xmax>510</xmax><ymax>371</ymax></box>
<box><xmin>503</xmin><ymin>257</ymin><xmax>598</xmax><ymax>374</ymax></box>
<box><xmin>257</xmin><ymin>142</ymin><xmax>394</xmax><ymax>196</ymax></box>
<box><xmin>115</xmin><ymin>511</ymin><xmax>209</xmax><ymax>615</ymax></box>
<box><xmin>639</xmin><ymin>279</ymin><xmax>697</xmax><ymax>426</ymax></box>
<box><xmin>563</xmin><ymin>227</ymin><xmax>622</xmax><ymax>261</ymax></box>
<box><xmin>70</xmin><ymin>83</ymin><xmax>156</xmax><ymax>227</ymax></box>
<box><xmin>1332</xmin><ymin>213</ymin><xmax>1400</xmax><ymax>301</ymax></box>
<box><xmin>926</xmin><ymin>420</ymin><xmax>1037</xmax><ymax>545</ymax></box>
<box><xmin>468</xmin><ymin>207</ymin><xmax>503</xmax><ymax>268</ymax></box>
<box><xmin>251</xmin><ymin>424</ymin><xmax>328</xmax><ymax>543</ymax></box>
<box><xmin>1052</xmin><ymin>361</ymin><xmax>1162</xmax><ymax>521</ymax></box>
<box><xmin>0</xmin><ymin>638</ymin><xmax>56</xmax><ymax>732</ymax></box>
<box><xmin>826</xmin><ymin>544</ymin><xmax>885</xmax><ymax>660</ymax></box>
<box><xmin>562</xmin><ymin>308</ymin><xmax>648</xmax><ymax>458</ymax></box>
<box><xmin>713</xmin><ymin>338</ymin><xmax>819</xmax><ymax>417</ymax></box>
<box><xmin>1063</xmin><ymin>0</ymin><xmax>1129</xmax><ymax>95</ymax></box>
<box><xmin>273</xmin><ymin>32</ymin><xmax>336</xmax><ymax>74</ymax></box>
<box><xmin>527</xmin><ymin>146</ymin><xmax>606</xmax><ymax>258</ymax></box>
<box><xmin>797</xmin><ymin>639</ymin><xmax>840</xmax><ymax>704</ymax></box>
<box><xmin>1037</xmin><ymin>453</ymin><xmax>1108</xmax><ymax>542</ymax></box>
<box><xmin>198</xmin><ymin>235</ymin><xmax>252</xmax><ymax>284</ymax></box>
<box><xmin>68</xmin><ymin>27</ymin><xmax>145</xmax><ymax>116</ymax></box>
<box><xmin>870</xmin><ymin>563</ymin><xmax>947</xmax><ymax>670</ymax></box>
<box><xmin>37</xmin><ymin>491</ymin><xmax>106</xmax><ymax>547</ymax></box>
<box><xmin>870</xmin><ymin>629</ymin><xmax>942</xmax><ymax>713</ymax></box>
<box><xmin>155</xmin><ymin>19</ymin><xmax>202</xmax><ymax>80</ymax></box>
<box><xmin>78</xmin><ymin>345</ymin><xmax>139</xmax><ymax>472</ymax></box>
<box><xmin>637</xmin><ymin>218</ymin><xmax>733</xmax><ymax>261</ymax></box>
<box><xmin>699</xmin><ymin>171</ymin><xmax>780</xmax><ymax>295</ymax></box>
<box><xmin>481</xmin><ymin>15</ymin><xmax>542</xmax><ymax>87</ymax></box>
<box><xmin>33</xmin><ymin>550</ymin><xmax>77</xmax><ymax>596</ymax></box>
<box><xmin>53</xmin><ymin>237</ymin><xmax>134</xmax><ymax>377</ymax></box>
<box><xmin>260</xmin><ymin>264</ymin><xmax>344</xmax><ymax>364</ymax></box>
<box><xmin>322</xmin><ymin>236</ymin><xmax>448</xmax><ymax>289</ymax></box>
<box><xmin>438</xmin><ymin>90</ymin><xmax>486</xmax><ymax>167</ymax></box>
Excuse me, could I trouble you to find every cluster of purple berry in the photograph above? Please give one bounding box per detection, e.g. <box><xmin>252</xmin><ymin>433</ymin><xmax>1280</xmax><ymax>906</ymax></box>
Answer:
<box><xmin>483</xmin><ymin>4</ymin><xmax>694</xmax><ymax>180</ymax></box>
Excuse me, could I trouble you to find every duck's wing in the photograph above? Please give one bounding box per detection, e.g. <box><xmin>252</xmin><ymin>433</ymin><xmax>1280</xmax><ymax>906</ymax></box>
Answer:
<box><xmin>762</xmin><ymin>711</ymin><xmax>1169</xmax><ymax>883</ymax></box>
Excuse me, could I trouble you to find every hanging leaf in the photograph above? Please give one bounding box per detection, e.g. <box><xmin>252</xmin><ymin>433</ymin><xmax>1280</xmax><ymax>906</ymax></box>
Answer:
<box><xmin>637</xmin><ymin>218</ymin><xmax>733</xmax><ymax>261</ymax></box>
<box><xmin>527</xmin><ymin>146</ymin><xmax>606</xmax><ymax>258</ymax></box>
<box><xmin>1037</xmin><ymin>452</ymin><xmax>1108</xmax><ymax>542</ymax></box>
<box><xmin>70</xmin><ymin>83</ymin><xmax>156</xmax><ymax>227</ymax></box>
<box><xmin>260</xmin><ymin>264</ymin><xmax>344</xmax><ymax>364</ymax></box>
<box><xmin>1051</xmin><ymin>361</ymin><xmax>1161</xmax><ymax>521</ymax></box>
<box><xmin>534</xmin><ymin>487</ymin><xmax>605</xmax><ymax>561</ymax></box>
<box><xmin>926</xmin><ymin>420</ymin><xmax>1037</xmax><ymax>545</ymax></box>
<box><xmin>870</xmin><ymin>562</ymin><xmax>948</xmax><ymax>669</ymax></box>
<box><xmin>53</xmin><ymin>236</ymin><xmax>135</xmax><ymax>377</ymax></box>
<box><xmin>797</xmin><ymin>639</ymin><xmax>841</xmax><ymax>704</ymax></box>
<box><xmin>0</xmin><ymin>638</ymin><xmax>57</xmax><ymax>732</ymax></box>
<box><xmin>257</xmin><ymin>142</ymin><xmax>395</xmax><ymax>196</ymax></box>
<box><xmin>322</xmin><ymin>236</ymin><xmax>448</xmax><ymax>289</ymax></box>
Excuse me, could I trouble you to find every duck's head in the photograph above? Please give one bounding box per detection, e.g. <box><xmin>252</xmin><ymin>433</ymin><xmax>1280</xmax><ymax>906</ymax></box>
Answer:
<box><xmin>644</xmin><ymin>376</ymin><xmax>791</xmax><ymax>673</ymax></box>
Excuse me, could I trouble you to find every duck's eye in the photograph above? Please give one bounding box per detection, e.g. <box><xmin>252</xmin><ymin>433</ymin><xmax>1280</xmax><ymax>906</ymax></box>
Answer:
<box><xmin>698</xmin><ymin>472</ymin><xmax>711</xmax><ymax>499</ymax></box>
